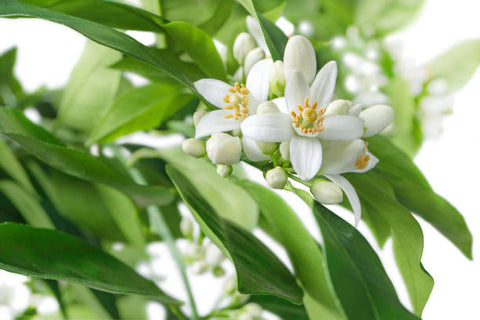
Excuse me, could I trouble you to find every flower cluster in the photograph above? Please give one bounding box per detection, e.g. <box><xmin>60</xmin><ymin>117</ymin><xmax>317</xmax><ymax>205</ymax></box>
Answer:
<box><xmin>183</xmin><ymin>19</ymin><xmax>394</xmax><ymax>225</ymax></box>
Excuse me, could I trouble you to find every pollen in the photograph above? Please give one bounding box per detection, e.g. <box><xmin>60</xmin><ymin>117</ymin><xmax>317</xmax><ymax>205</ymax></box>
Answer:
<box><xmin>355</xmin><ymin>142</ymin><xmax>370</xmax><ymax>170</ymax></box>
<box><xmin>223</xmin><ymin>82</ymin><xmax>249</xmax><ymax>120</ymax></box>
<box><xmin>290</xmin><ymin>97</ymin><xmax>326</xmax><ymax>134</ymax></box>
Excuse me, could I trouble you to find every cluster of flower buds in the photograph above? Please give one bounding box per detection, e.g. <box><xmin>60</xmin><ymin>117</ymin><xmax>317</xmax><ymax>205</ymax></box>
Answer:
<box><xmin>182</xmin><ymin>18</ymin><xmax>395</xmax><ymax>225</ymax></box>
<box><xmin>180</xmin><ymin>216</ymin><xmax>226</xmax><ymax>276</ymax></box>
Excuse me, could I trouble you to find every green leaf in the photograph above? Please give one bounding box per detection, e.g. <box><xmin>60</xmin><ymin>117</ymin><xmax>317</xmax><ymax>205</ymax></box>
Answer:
<box><xmin>58</xmin><ymin>40</ymin><xmax>122</xmax><ymax>132</ymax></box>
<box><xmin>21</xmin><ymin>0</ymin><xmax>166</xmax><ymax>31</ymax></box>
<box><xmin>0</xmin><ymin>46</ymin><xmax>23</xmax><ymax>106</ymax></box>
<box><xmin>0</xmin><ymin>222</ymin><xmax>179</xmax><ymax>303</ymax></box>
<box><xmin>0</xmin><ymin>138</ymin><xmax>34</xmax><ymax>193</ymax></box>
<box><xmin>88</xmin><ymin>83</ymin><xmax>194</xmax><ymax>144</ymax></box>
<box><xmin>426</xmin><ymin>39</ymin><xmax>480</xmax><ymax>92</ymax></box>
<box><xmin>314</xmin><ymin>203</ymin><xmax>420</xmax><ymax>320</ymax></box>
<box><xmin>163</xmin><ymin>21</ymin><xmax>226</xmax><ymax>80</ymax></box>
<box><xmin>367</xmin><ymin>135</ymin><xmax>473</xmax><ymax>259</ymax></box>
<box><xmin>0</xmin><ymin>108</ymin><xmax>174</xmax><ymax>208</ymax></box>
<box><xmin>239</xmin><ymin>180</ymin><xmax>343</xmax><ymax>319</ymax></box>
<box><xmin>166</xmin><ymin>166</ymin><xmax>303</xmax><ymax>304</ymax></box>
<box><xmin>345</xmin><ymin>172</ymin><xmax>434</xmax><ymax>316</ymax></box>
<box><xmin>160</xmin><ymin>0</ymin><xmax>224</xmax><ymax>26</ymax></box>
<box><xmin>248</xmin><ymin>295</ymin><xmax>308</xmax><ymax>320</ymax></box>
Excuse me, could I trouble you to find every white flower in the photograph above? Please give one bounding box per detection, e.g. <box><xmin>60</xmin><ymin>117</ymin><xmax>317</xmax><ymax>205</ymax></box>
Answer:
<box><xmin>204</xmin><ymin>243</ymin><xmax>225</xmax><ymax>266</ymax></box>
<box><xmin>206</xmin><ymin>133</ymin><xmax>242</xmax><ymax>165</ymax></box>
<box><xmin>359</xmin><ymin>104</ymin><xmax>395</xmax><ymax>137</ymax></box>
<box><xmin>194</xmin><ymin>59</ymin><xmax>272</xmax><ymax>138</ymax></box>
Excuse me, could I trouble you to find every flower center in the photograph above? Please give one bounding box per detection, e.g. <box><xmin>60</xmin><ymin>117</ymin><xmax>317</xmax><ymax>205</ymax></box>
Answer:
<box><xmin>355</xmin><ymin>142</ymin><xmax>370</xmax><ymax>170</ymax></box>
<box><xmin>291</xmin><ymin>97</ymin><xmax>326</xmax><ymax>134</ymax></box>
<box><xmin>223</xmin><ymin>82</ymin><xmax>249</xmax><ymax>120</ymax></box>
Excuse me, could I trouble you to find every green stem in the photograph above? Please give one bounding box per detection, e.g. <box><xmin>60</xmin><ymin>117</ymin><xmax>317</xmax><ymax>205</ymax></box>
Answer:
<box><xmin>110</xmin><ymin>146</ymin><xmax>199</xmax><ymax>320</ymax></box>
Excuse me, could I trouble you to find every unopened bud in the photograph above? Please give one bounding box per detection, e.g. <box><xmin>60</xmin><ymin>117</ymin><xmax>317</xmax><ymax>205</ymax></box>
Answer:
<box><xmin>191</xmin><ymin>260</ymin><xmax>208</xmax><ymax>275</ymax></box>
<box><xmin>244</xmin><ymin>48</ymin><xmax>265</xmax><ymax>75</ymax></box>
<box><xmin>182</xmin><ymin>138</ymin><xmax>206</xmax><ymax>158</ymax></box>
<box><xmin>311</xmin><ymin>180</ymin><xmax>343</xmax><ymax>204</ymax></box>
<box><xmin>279</xmin><ymin>141</ymin><xmax>290</xmax><ymax>161</ymax></box>
<box><xmin>212</xmin><ymin>265</ymin><xmax>226</xmax><ymax>278</ymax></box>
<box><xmin>244</xmin><ymin>303</ymin><xmax>263</xmax><ymax>317</ymax></box>
<box><xmin>233</xmin><ymin>32</ymin><xmax>256</xmax><ymax>64</ymax></box>
<box><xmin>269</xmin><ymin>60</ymin><xmax>285</xmax><ymax>96</ymax></box>
<box><xmin>205</xmin><ymin>243</ymin><xmax>225</xmax><ymax>266</ymax></box>
<box><xmin>325</xmin><ymin>99</ymin><xmax>352</xmax><ymax>116</ymax></box>
<box><xmin>256</xmin><ymin>101</ymin><xmax>280</xmax><ymax>114</ymax></box>
<box><xmin>231</xmin><ymin>293</ymin><xmax>249</xmax><ymax>306</ymax></box>
<box><xmin>193</xmin><ymin>110</ymin><xmax>208</xmax><ymax>126</ymax></box>
<box><xmin>216</xmin><ymin>164</ymin><xmax>232</xmax><ymax>177</ymax></box>
<box><xmin>185</xmin><ymin>243</ymin><xmax>204</xmax><ymax>260</ymax></box>
<box><xmin>359</xmin><ymin>104</ymin><xmax>394</xmax><ymax>137</ymax></box>
<box><xmin>206</xmin><ymin>133</ymin><xmax>241</xmax><ymax>165</ymax></box>
<box><xmin>255</xmin><ymin>141</ymin><xmax>276</xmax><ymax>154</ymax></box>
<box><xmin>284</xmin><ymin>35</ymin><xmax>316</xmax><ymax>84</ymax></box>
<box><xmin>180</xmin><ymin>216</ymin><xmax>194</xmax><ymax>238</ymax></box>
<box><xmin>266</xmin><ymin>167</ymin><xmax>287</xmax><ymax>189</ymax></box>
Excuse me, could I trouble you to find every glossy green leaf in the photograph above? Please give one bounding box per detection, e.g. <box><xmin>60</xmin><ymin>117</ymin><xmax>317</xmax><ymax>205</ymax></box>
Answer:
<box><xmin>239</xmin><ymin>181</ymin><xmax>343</xmax><ymax>319</ymax></box>
<box><xmin>166</xmin><ymin>166</ymin><xmax>303</xmax><ymax>304</ymax></box>
<box><xmin>426</xmin><ymin>39</ymin><xmax>480</xmax><ymax>92</ymax></box>
<box><xmin>0</xmin><ymin>138</ymin><xmax>34</xmax><ymax>193</ymax></box>
<box><xmin>160</xmin><ymin>0</ymin><xmax>224</xmax><ymax>26</ymax></box>
<box><xmin>0</xmin><ymin>46</ymin><xmax>23</xmax><ymax>106</ymax></box>
<box><xmin>58</xmin><ymin>41</ymin><xmax>122</xmax><ymax>132</ymax></box>
<box><xmin>315</xmin><ymin>203</ymin><xmax>419</xmax><ymax>320</ymax></box>
<box><xmin>249</xmin><ymin>295</ymin><xmax>308</xmax><ymax>320</ymax></box>
<box><xmin>89</xmin><ymin>83</ymin><xmax>194</xmax><ymax>144</ymax></box>
<box><xmin>21</xmin><ymin>0</ymin><xmax>166</xmax><ymax>31</ymax></box>
<box><xmin>0</xmin><ymin>223</ymin><xmax>179</xmax><ymax>303</ymax></box>
<box><xmin>345</xmin><ymin>172</ymin><xmax>434</xmax><ymax>316</ymax></box>
<box><xmin>367</xmin><ymin>135</ymin><xmax>473</xmax><ymax>259</ymax></box>
<box><xmin>164</xmin><ymin>21</ymin><xmax>226</xmax><ymax>80</ymax></box>
<box><xmin>0</xmin><ymin>108</ymin><xmax>174</xmax><ymax>208</ymax></box>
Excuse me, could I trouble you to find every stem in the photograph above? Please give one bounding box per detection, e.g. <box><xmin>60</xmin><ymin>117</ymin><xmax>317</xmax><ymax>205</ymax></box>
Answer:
<box><xmin>110</xmin><ymin>146</ymin><xmax>199</xmax><ymax>320</ymax></box>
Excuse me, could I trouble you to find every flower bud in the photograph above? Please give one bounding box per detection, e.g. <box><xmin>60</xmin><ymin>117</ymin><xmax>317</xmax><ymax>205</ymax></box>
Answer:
<box><xmin>224</xmin><ymin>276</ymin><xmax>237</xmax><ymax>294</ymax></box>
<box><xmin>427</xmin><ymin>78</ymin><xmax>449</xmax><ymax>96</ymax></box>
<box><xmin>193</xmin><ymin>110</ymin><xmax>208</xmax><ymax>126</ymax></box>
<box><xmin>279</xmin><ymin>141</ymin><xmax>290</xmax><ymax>161</ymax></box>
<box><xmin>255</xmin><ymin>141</ymin><xmax>276</xmax><ymax>154</ymax></box>
<box><xmin>266</xmin><ymin>167</ymin><xmax>287</xmax><ymax>189</ymax></box>
<box><xmin>244</xmin><ymin>48</ymin><xmax>265</xmax><ymax>75</ymax></box>
<box><xmin>185</xmin><ymin>243</ymin><xmax>204</xmax><ymax>260</ymax></box>
<box><xmin>191</xmin><ymin>260</ymin><xmax>208</xmax><ymax>275</ymax></box>
<box><xmin>256</xmin><ymin>101</ymin><xmax>280</xmax><ymax>114</ymax></box>
<box><xmin>205</xmin><ymin>243</ymin><xmax>225</xmax><ymax>266</ymax></box>
<box><xmin>182</xmin><ymin>138</ymin><xmax>206</xmax><ymax>158</ymax></box>
<box><xmin>311</xmin><ymin>180</ymin><xmax>343</xmax><ymax>204</ymax></box>
<box><xmin>324</xmin><ymin>99</ymin><xmax>352</xmax><ymax>116</ymax></box>
<box><xmin>216</xmin><ymin>164</ymin><xmax>232</xmax><ymax>177</ymax></box>
<box><xmin>180</xmin><ymin>216</ymin><xmax>194</xmax><ymax>238</ymax></box>
<box><xmin>359</xmin><ymin>104</ymin><xmax>394</xmax><ymax>137</ymax></box>
<box><xmin>233</xmin><ymin>32</ymin><xmax>256</xmax><ymax>64</ymax></box>
<box><xmin>231</xmin><ymin>293</ymin><xmax>249</xmax><ymax>306</ymax></box>
<box><xmin>269</xmin><ymin>60</ymin><xmax>285</xmax><ymax>96</ymax></box>
<box><xmin>284</xmin><ymin>35</ymin><xmax>316</xmax><ymax>84</ymax></box>
<box><xmin>244</xmin><ymin>303</ymin><xmax>263</xmax><ymax>317</ymax></box>
<box><xmin>206</xmin><ymin>133</ymin><xmax>242</xmax><ymax>165</ymax></box>
<box><xmin>212</xmin><ymin>265</ymin><xmax>226</xmax><ymax>277</ymax></box>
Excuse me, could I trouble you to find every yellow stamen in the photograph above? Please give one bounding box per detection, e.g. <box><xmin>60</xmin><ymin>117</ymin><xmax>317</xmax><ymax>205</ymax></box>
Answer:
<box><xmin>223</xmin><ymin>82</ymin><xmax>249</xmax><ymax>120</ymax></box>
<box><xmin>290</xmin><ymin>96</ymin><xmax>326</xmax><ymax>134</ymax></box>
<box><xmin>355</xmin><ymin>142</ymin><xmax>370</xmax><ymax>170</ymax></box>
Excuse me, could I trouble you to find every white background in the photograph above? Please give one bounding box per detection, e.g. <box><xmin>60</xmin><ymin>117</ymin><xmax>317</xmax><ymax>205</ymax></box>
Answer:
<box><xmin>1</xmin><ymin>0</ymin><xmax>479</xmax><ymax>319</ymax></box>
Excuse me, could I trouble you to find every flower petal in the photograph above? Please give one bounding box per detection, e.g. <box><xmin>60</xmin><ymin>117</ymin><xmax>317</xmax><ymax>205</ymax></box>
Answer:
<box><xmin>285</xmin><ymin>70</ymin><xmax>310</xmax><ymax>113</ymax></box>
<box><xmin>241</xmin><ymin>113</ymin><xmax>293</xmax><ymax>142</ymax></box>
<box><xmin>284</xmin><ymin>35</ymin><xmax>316</xmax><ymax>85</ymax></box>
<box><xmin>246</xmin><ymin>59</ymin><xmax>273</xmax><ymax>102</ymax></box>
<box><xmin>194</xmin><ymin>79</ymin><xmax>231</xmax><ymax>109</ymax></box>
<box><xmin>246</xmin><ymin>16</ymin><xmax>270</xmax><ymax>56</ymax></box>
<box><xmin>323</xmin><ymin>174</ymin><xmax>361</xmax><ymax>226</ymax></box>
<box><xmin>318</xmin><ymin>115</ymin><xmax>364</xmax><ymax>140</ymax></box>
<box><xmin>353</xmin><ymin>151</ymin><xmax>379</xmax><ymax>173</ymax></box>
<box><xmin>242</xmin><ymin>137</ymin><xmax>270</xmax><ymax>161</ymax></box>
<box><xmin>272</xmin><ymin>97</ymin><xmax>288</xmax><ymax>113</ymax></box>
<box><xmin>195</xmin><ymin>110</ymin><xmax>241</xmax><ymax>138</ymax></box>
<box><xmin>311</xmin><ymin>61</ymin><xmax>337</xmax><ymax>109</ymax></box>
<box><xmin>322</xmin><ymin>140</ymin><xmax>365</xmax><ymax>174</ymax></box>
<box><xmin>290</xmin><ymin>135</ymin><xmax>322</xmax><ymax>180</ymax></box>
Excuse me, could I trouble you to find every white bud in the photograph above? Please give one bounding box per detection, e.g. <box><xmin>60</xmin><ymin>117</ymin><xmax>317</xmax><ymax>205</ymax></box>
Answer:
<box><xmin>349</xmin><ymin>103</ymin><xmax>363</xmax><ymax>116</ymax></box>
<box><xmin>324</xmin><ymin>99</ymin><xmax>352</xmax><ymax>116</ymax></box>
<box><xmin>206</xmin><ymin>133</ymin><xmax>242</xmax><ymax>165</ymax></box>
<box><xmin>269</xmin><ymin>60</ymin><xmax>285</xmax><ymax>96</ymax></box>
<box><xmin>311</xmin><ymin>180</ymin><xmax>343</xmax><ymax>204</ymax></box>
<box><xmin>205</xmin><ymin>243</ymin><xmax>225</xmax><ymax>266</ymax></box>
<box><xmin>359</xmin><ymin>104</ymin><xmax>395</xmax><ymax>137</ymax></box>
<box><xmin>427</xmin><ymin>78</ymin><xmax>449</xmax><ymax>96</ymax></box>
<box><xmin>266</xmin><ymin>167</ymin><xmax>287</xmax><ymax>189</ymax></box>
<box><xmin>279</xmin><ymin>141</ymin><xmax>290</xmax><ymax>161</ymax></box>
<box><xmin>182</xmin><ymin>138</ymin><xmax>206</xmax><ymax>158</ymax></box>
<box><xmin>185</xmin><ymin>243</ymin><xmax>204</xmax><ymax>260</ymax></box>
<box><xmin>231</xmin><ymin>293</ymin><xmax>249</xmax><ymax>306</ymax></box>
<box><xmin>216</xmin><ymin>164</ymin><xmax>232</xmax><ymax>177</ymax></box>
<box><xmin>191</xmin><ymin>260</ymin><xmax>208</xmax><ymax>275</ymax></box>
<box><xmin>244</xmin><ymin>303</ymin><xmax>263</xmax><ymax>317</ymax></box>
<box><xmin>256</xmin><ymin>101</ymin><xmax>280</xmax><ymax>114</ymax></box>
<box><xmin>284</xmin><ymin>35</ymin><xmax>316</xmax><ymax>84</ymax></box>
<box><xmin>244</xmin><ymin>48</ymin><xmax>265</xmax><ymax>75</ymax></box>
<box><xmin>239</xmin><ymin>313</ymin><xmax>255</xmax><ymax>320</ymax></box>
<box><xmin>193</xmin><ymin>110</ymin><xmax>208</xmax><ymax>126</ymax></box>
<box><xmin>255</xmin><ymin>141</ymin><xmax>276</xmax><ymax>154</ymax></box>
<box><xmin>180</xmin><ymin>216</ymin><xmax>194</xmax><ymax>238</ymax></box>
<box><xmin>233</xmin><ymin>32</ymin><xmax>256</xmax><ymax>64</ymax></box>
<box><xmin>233</xmin><ymin>66</ymin><xmax>244</xmax><ymax>82</ymax></box>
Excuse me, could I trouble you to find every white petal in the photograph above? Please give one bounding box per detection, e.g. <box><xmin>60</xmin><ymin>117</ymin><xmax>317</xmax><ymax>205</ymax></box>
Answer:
<box><xmin>284</xmin><ymin>35</ymin><xmax>316</xmax><ymax>84</ymax></box>
<box><xmin>323</xmin><ymin>174</ymin><xmax>361</xmax><ymax>226</ymax></box>
<box><xmin>311</xmin><ymin>61</ymin><xmax>337</xmax><ymax>109</ymax></box>
<box><xmin>353</xmin><ymin>151</ymin><xmax>379</xmax><ymax>173</ymax></box>
<box><xmin>318</xmin><ymin>115</ymin><xmax>364</xmax><ymax>140</ymax></box>
<box><xmin>322</xmin><ymin>139</ymin><xmax>365</xmax><ymax>174</ymax></box>
<box><xmin>359</xmin><ymin>104</ymin><xmax>395</xmax><ymax>137</ymax></box>
<box><xmin>290</xmin><ymin>135</ymin><xmax>323</xmax><ymax>180</ymax></box>
<box><xmin>194</xmin><ymin>79</ymin><xmax>231</xmax><ymax>109</ymax></box>
<box><xmin>246</xmin><ymin>16</ymin><xmax>270</xmax><ymax>56</ymax></box>
<box><xmin>246</xmin><ymin>59</ymin><xmax>273</xmax><ymax>102</ymax></box>
<box><xmin>241</xmin><ymin>113</ymin><xmax>293</xmax><ymax>142</ymax></box>
<box><xmin>272</xmin><ymin>97</ymin><xmax>287</xmax><ymax>113</ymax></box>
<box><xmin>349</xmin><ymin>103</ymin><xmax>363</xmax><ymax>116</ymax></box>
<box><xmin>195</xmin><ymin>110</ymin><xmax>241</xmax><ymax>138</ymax></box>
<box><xmin>285</xmin><ymin>70</ymin><xmax>310</xmax><ymax>113</ymax></box>
<box><xmin>242</xmin><ymin>137</ymin><xmax>270</xmax><ymax>161</ymax></box>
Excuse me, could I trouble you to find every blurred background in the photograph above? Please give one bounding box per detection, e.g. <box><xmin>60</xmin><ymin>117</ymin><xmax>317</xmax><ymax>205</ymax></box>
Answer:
<box><xmin>0</xmin><ymin>0</ymin><xmax>479</xmax><ymax>319</ymax></box>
